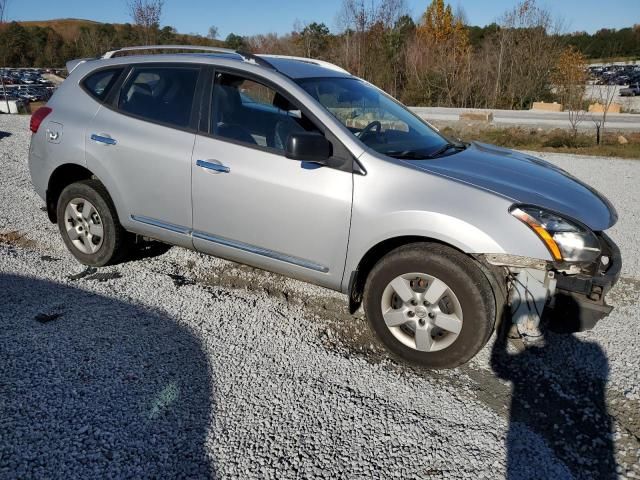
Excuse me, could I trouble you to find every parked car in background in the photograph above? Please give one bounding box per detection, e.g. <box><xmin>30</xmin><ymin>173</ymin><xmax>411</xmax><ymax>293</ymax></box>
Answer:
<box><xmin>589</xmin><ymin>64</ymin><xmax>640</xmax><ymax>86</ymax></box>
<box><xmin>620</xmin><ymin>83</ymin><xmax>640</xmax><ymax>96</ymax></box>
<box><xmin>27</xmin><ymin>46</ymin><xmax>621</xmax><ymax>368</ymax></box>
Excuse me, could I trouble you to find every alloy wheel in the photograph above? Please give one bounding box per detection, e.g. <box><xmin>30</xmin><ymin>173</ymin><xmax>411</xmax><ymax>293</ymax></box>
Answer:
<box><xmin>63</xmin><ymin>197</ymin><xmax>104</xmax><ymax>254</ymax></box>
<box><xmin>380</xmin><ymin>272</ymin><xmax>463</xmax><ymax>352</ymax></box>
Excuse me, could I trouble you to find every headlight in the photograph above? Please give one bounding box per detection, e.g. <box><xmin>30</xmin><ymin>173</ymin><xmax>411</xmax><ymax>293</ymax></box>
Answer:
<box><xmin>510</xmin><ymin>205</ymin><xmax>601</xmax><ymax>262</ymax></box>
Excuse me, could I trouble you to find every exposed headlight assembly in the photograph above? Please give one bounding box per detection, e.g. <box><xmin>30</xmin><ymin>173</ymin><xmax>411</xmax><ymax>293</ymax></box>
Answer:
<box><xmin>510</xmin><ymin>205</ymin><xmax>601</xmax><ymax>263</ymax></box>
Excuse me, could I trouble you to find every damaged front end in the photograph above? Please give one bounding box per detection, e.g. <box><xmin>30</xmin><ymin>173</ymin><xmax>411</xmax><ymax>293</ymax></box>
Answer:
<box><xmin>479</xmin><ymin>232</ymin><xmax>622</xmax><ymax>340</ymax></box>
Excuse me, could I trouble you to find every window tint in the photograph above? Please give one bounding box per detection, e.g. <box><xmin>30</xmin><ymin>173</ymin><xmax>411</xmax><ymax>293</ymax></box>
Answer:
<box><xmin>210</xmin><ymin>72</ymin><xmax>318</xmax><ymax>151</ymax></box>
<box><xmin>83</xmin><ymin>68</ymin><xmax>123</xmax><ymax>101</ymax></box>
<box><xmin>118</xmin><ymin>66</ymin><xmax>199</xmax><ymax>128</ymax></box>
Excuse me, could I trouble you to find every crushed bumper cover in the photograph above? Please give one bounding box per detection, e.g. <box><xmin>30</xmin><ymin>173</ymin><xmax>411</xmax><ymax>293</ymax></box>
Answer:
<box><xmin>544</xmin><ymin>233</ymin><xmax>622</xmax><ymax>332</ymax></box>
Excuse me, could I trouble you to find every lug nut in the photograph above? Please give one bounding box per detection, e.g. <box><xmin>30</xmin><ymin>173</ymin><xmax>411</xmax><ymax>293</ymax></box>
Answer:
<box><xmin>428</xmin><ymin>312</ymin><xmax>435</xmax><ymax>319</ymax></box>
<box><xmin>423</xmin><ymin>301</ymin><xmax>430</xmax><ymax>306</ymax></box>
<box><xmin>408</xmin><ymin>311</ymin><xmax>415</xmax><ymax>318</ymax></box>
<box><xmin>418</xmin><ymin>318</ymin><xmax>426</xmax><ymax>326</ymax></box>
<box><xmin>410</xmin><ymin>300</ymin><xmax>417</xmax><ymax>306</ymax></box>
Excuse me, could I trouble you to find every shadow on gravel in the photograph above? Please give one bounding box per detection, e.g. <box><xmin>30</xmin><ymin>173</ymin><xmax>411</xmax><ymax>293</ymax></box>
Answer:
<box><xmin>0</xmin><ymin>131</ymin><xmax>11</xmax><ymax>140</ymax></box>
<box><xmin>491</xmin><ymin>308</ymin><xmax>616</xmax><ymax>479</ymax></box>
<box><xmin>128</xmin><ymin>241</ymin><xmax>173</xmax><ymax>262</ymax></box>
<box><xmin>0</xmin><ymin>274</ymin><xmax>215</xmax><ymax>478</ymax></box>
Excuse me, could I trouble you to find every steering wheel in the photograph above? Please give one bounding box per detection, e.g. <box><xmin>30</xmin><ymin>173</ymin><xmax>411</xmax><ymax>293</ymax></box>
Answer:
<box><xmin>357</xmin><ymin>120</ymin><xmax>382</xmax><ymax>140</ymax></box>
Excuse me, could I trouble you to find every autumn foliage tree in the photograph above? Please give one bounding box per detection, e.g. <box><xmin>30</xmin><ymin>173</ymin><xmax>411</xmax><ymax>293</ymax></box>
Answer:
<box><xmin>404</xmin><ymin>0</ymin><xmax>473</xmax><ymax>106</ymax></box>
<box><xmin>552</xmin><ymin>46</ymin><xmax>588</xmax><ymax>135</ymax></box>
<box><xmin>420</xmin><ymin>0</ymin><xmax>460</xmax><ymax>40</ymax></box>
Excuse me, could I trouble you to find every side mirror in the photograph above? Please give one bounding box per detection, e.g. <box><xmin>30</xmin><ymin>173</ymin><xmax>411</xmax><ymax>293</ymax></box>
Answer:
<box><xmin>285</xmin><ymin>132</ymin><xmax>332</xmax><ymax>163</ymax></box>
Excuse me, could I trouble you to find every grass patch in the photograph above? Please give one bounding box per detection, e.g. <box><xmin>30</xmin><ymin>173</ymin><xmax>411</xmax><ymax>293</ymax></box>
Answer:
<box><xmin>439</xmin><ymin>126</ymin><xmax>640</xmax><ymax>159</ymax></box>
<box><xmin>0</xmin><ymin>230</ymin><xmax>36</xmax><ymax>248</ymax></box>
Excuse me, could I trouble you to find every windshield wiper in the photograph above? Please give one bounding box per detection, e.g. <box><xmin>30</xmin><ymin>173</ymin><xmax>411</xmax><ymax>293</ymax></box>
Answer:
<box><xmin>386</xmin><ymin>142</ymin><xmax>467</xmax><ymax>161</ymax></box>
<box><xmin>384</xmin><ymin>150</ymin><xmax>429</xmax><ymax>160</ymax></box>
<box><xmin>426</xmin><ymin>142</ymin><xmax>467</xmax><ymax>158</ymax></box>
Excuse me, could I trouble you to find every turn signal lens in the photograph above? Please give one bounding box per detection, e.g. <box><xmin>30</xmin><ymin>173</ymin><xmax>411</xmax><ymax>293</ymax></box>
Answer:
<box><xmin>511</xmin><ymin>208</ymin><xmax>562</xmax><ymax>260</ymax></box>
<box><xmin>510</xmin><ymin>206</ymin><xmax>601</xmax><ymax>263</ymax></box>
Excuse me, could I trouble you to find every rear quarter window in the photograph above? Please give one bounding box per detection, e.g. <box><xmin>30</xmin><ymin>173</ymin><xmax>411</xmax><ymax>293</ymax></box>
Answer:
<box><xmin>82</xmin><ymin>68</ymin><xmax>123</xmax><ymax>101</ymax></box>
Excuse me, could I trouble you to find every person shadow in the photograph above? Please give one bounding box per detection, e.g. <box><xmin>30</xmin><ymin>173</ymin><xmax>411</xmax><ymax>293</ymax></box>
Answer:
<box><xmin>0</xmin><ymin>274</ymin><xmax>216</xmax><ymax>478</ymax></box>
<box><xmin>490</xmin><ymin>297</ymin><xmax>616</xmax><ymax>479</ymax></box>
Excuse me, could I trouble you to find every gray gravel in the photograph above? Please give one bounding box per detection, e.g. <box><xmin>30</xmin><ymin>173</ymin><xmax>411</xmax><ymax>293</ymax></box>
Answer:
<box><xmin>1</xmin><ymin>114</ymin><xmax>639</xmax><ymax>479</ymax></box>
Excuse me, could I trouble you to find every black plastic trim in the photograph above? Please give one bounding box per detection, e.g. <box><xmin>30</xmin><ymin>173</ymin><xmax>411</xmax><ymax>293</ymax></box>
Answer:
<box><xmin>79</xmin><ymin>66</ymin><xmax>126</xmax><ymax>104</ymax></box>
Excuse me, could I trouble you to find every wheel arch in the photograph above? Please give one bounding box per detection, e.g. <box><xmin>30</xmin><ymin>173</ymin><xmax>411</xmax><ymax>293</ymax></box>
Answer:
<box><xmin>345</xmin><ymin>235</ymin><xmax>506</xmax><ymax>316</ymax></box>
<box><xmin>46</xmin><ymin>164</ymin><xmax>98</xmax><ymax>223</ymax></box>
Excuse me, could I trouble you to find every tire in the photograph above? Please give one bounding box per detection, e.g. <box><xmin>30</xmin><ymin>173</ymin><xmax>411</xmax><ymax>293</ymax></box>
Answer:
<box><xmin>56</xmin><ymin>179</ymin><xmax>130</xmax><ymax>267</ymax></box>
<box><xmin>363</xmin><ymin>242</ymin><xmax>496</xmax><ymax>369</ymax></box>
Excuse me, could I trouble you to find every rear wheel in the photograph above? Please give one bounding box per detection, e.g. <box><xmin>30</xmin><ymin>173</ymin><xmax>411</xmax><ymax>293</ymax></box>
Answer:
<box><xmin>56</xmin><ymin>179</ymin><xmax>130</xmax><ymax>267</ymax></box>
<box><xmin>363</xmin><ymin>243</ymin><xmax>496</xmax><ymax>368</ymax></box>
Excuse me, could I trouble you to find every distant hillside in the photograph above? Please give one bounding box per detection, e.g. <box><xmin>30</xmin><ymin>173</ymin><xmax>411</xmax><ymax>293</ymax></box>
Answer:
<box><xmin>1</xmin><ymin>18</ymin><xmax>225</xmax><ymax>68</ymax></box>
<box><xmin>16</xmin><ymin>18</ymin><xmax>222</xmax><ymax>47</ymax></box>
<box><xmin>18</xmin><ymin>19</ymin><xmax>104</xmax><ymax>42</ymax></box>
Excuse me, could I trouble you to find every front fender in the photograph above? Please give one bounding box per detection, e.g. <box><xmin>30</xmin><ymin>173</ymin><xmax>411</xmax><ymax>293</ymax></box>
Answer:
<box><xmin>341</xmin><ymin>152</ymin><xmax>552</xmax><ymax>292</ymax></box>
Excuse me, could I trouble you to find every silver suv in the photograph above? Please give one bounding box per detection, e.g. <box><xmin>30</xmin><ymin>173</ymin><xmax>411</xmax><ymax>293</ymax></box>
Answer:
<box><xmin>28</xmin><ymin>45</ymin><xmax>621</xmax><ymax>368</ymax></box>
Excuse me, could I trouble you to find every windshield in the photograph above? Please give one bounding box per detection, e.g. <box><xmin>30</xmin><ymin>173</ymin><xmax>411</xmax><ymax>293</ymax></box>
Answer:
<box><xmin>296</xmin><ymin>77</ymin><xmax>457</xmax><ymax>159</ymax></box>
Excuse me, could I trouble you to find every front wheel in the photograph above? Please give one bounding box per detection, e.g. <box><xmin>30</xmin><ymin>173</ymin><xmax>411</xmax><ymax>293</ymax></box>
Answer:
<box><xmin>57</xmin><ymin>179</ymin><xmax>130</xmax><ymax>267</ymax></box>
<box><xmin>363</xmin><ymin>243</ymin><xmax>496</xmax><ymax>368</ymax></box>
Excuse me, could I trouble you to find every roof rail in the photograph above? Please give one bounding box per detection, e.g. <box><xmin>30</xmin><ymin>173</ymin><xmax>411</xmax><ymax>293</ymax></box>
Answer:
<box><xmin>101</xmin><ymin>45</ymin><xmax>277</xmax><ymax>70</ymax></box>
<box><xmin>97</xmin><ymin>46</ymin><xmax>349</xmax><ymax>75</ymax></box>
<box><xmin>257</xmin><ymin>55</ymin><xmax>349</xmax><ymax>74</ymax></box>
<box><xmin>102</xmin><ymin>45</ymin><xmax>238</xmax><ymax>59</ymax></box>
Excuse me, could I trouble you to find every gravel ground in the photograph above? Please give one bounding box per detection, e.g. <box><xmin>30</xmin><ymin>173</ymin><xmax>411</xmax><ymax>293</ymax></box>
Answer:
<box><xmin>1</xmin><ymin>114</ymin><xmax>639</xmax><ymax>479</ymax></box>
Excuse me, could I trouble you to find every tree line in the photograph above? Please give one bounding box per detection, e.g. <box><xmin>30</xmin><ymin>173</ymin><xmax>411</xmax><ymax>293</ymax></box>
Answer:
<box><xmin>1</xmin><ymin>0</ymin><xmax>638</xmax><ymax>109</ymax></box>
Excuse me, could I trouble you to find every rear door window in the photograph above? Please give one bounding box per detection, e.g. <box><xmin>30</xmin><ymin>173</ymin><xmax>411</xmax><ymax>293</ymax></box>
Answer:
<box><xmin>118</xmin><ymin>66</ymin><xmax>200</xmax><ymax>129</ymax></box>
<box><xmin>82</xmin><ymin>68</ymin><xmax>123</xmax><ymax>101</ymax></box>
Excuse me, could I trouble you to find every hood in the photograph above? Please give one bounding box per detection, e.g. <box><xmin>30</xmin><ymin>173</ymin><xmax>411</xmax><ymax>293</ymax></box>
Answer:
<box><xmin>411</xmin><ymin>142</ymin><xmax>617</xmax><ymax>231</ymax></box>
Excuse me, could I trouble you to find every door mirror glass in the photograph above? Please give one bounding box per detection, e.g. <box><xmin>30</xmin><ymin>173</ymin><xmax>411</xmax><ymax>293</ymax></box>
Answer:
<box><xmin>285</xmin><ymin>132</ymin><xmax>332</xmax><ymax>163</ymax></box>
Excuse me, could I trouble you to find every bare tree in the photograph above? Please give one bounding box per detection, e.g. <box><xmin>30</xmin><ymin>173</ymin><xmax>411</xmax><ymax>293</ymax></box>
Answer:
<box><xmin>0</xmin><ymin>0</ymin><xmax>7</xmax><ymax>24</ymax></box>
<box><xmin>453</xmin><ymin>3</ymin><xmax>468</xmax><ymax>25</ymax></box>
<box><xmin>246</xmin><ymin>32</ymin><xmax>301</xmax><ymax>56</ymax></box>
<box><xmin>491</xmin><ymin>0</ymin><xmax>563</xmax><ymax>109</ymax></box>
<box><xmin>0</xmin><ymin>0</ymin><xmax>9</xmax><ymax>113</ymax></box>
<box><xmin>337</xmin><ymin>0</ymin><xmax>407</xmax><ymax>76</ymax></box>
<box><xmin>207</xmin><ymin>25</ymin><xmax>218</xmax><ymax>41</ymax></box>
<box><xmin>590</xmin><ymin>83</ymin><xmax>618</xmax><ymax>144</ymax></box>
<box><xmin>127</xmin><ymin>0</ymin><xmax>164</xmax><ymax>45</ymax></box>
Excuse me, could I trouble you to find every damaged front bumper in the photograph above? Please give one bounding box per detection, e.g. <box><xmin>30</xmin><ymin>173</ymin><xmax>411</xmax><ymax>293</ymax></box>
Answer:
<box><xmin>544</xmin><ymin>232</ymin><xmax>621</xmax><ymax>332</ymax></box>
<box><xmin>482</xmin><ymin>232</ymin><xmax>622</xmax><ymax>335</ymax></box>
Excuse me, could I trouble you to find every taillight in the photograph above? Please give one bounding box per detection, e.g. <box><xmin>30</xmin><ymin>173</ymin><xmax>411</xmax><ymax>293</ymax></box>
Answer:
<box><xmin>30</xmin><ymin>106</ymin><xmax>52</xmax><ymax>134</ymax></box>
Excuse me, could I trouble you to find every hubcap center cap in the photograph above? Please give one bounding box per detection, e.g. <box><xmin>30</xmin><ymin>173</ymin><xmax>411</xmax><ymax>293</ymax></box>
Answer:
<box><xmin>415</xmin><ymin>306</ymin><xmax>428</xmax><ymax>318</ymax></box>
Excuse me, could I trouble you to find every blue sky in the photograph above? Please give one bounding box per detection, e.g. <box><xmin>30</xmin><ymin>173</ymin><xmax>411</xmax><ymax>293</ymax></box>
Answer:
<box><xmin>6</xmin><ymin>0</ymin><xmax>640</xmax><ymax>38</ymax></box>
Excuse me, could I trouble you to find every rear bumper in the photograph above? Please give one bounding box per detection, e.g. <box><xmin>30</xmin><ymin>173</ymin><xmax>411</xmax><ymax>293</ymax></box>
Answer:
<box><xmin>545</xmin><ymin>233</ymin><xmax>622</xmax><ymax>332</ymax></box>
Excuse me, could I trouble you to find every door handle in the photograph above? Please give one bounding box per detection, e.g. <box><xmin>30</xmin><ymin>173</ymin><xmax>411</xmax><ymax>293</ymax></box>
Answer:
<box><xmin>91</xmin><ymin>133</ymin><xmax>117</xmax><ymax>146</ymax></box>
<box><xmin>196</xmin><ymin>159</ymin><xmax>230</xmax><ymax>174</ymax></box>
